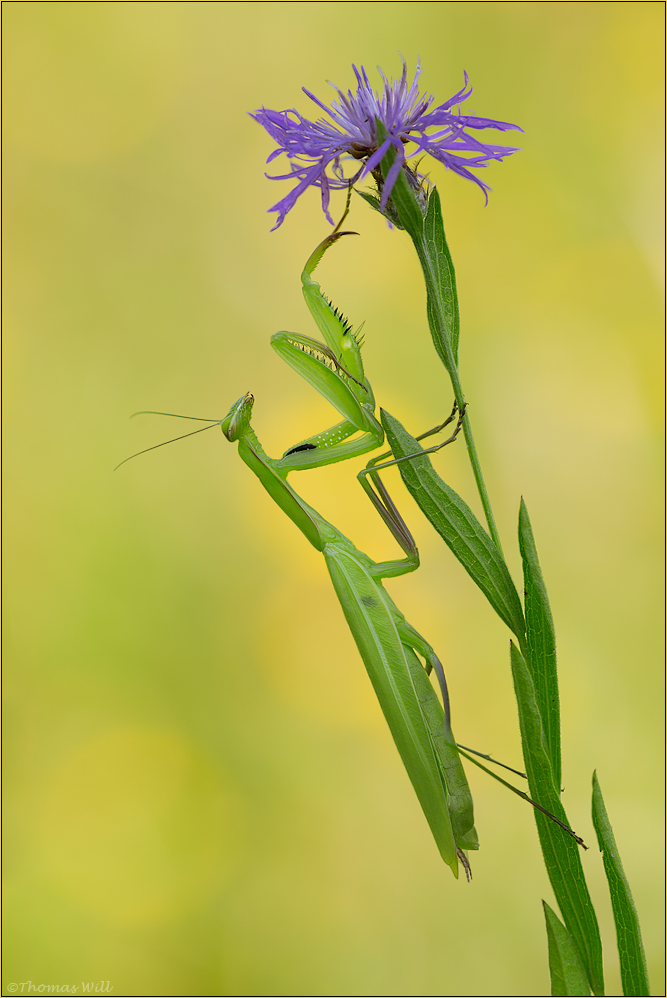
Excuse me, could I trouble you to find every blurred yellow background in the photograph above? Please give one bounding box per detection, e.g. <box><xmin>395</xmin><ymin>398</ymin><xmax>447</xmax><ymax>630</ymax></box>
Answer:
<box><xmin>4</xmin><ymin>2</ymin><xmax>663</xmax><ymax>995</ymax></box>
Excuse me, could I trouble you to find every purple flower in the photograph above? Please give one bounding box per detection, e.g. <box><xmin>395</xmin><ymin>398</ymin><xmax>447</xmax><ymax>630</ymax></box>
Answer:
<box><xmin>251</xmin><ymin>61</ymin><xmax>522</xmax><ymax>229</ymax></box>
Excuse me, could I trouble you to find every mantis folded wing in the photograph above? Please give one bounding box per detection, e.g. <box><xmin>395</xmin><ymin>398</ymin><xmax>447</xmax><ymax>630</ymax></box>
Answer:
<box><xmin>221</xmin><ymin>222</ymin><xmax>478</xmax><ymax>878</ymax></box>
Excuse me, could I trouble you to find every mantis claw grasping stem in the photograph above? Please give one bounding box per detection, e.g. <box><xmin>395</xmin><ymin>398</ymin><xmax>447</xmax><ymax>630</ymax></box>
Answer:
<box><xmin>358</xmin><ymin>400</ymin><xmax>466</xmax><ymax>481</ymax></box>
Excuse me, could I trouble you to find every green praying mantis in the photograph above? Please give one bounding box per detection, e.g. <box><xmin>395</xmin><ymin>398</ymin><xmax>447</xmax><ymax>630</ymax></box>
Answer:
<box><xmin>121</xmin><ymin>212</ymin><xmax>478</xmax><ymax>877</ymax></box>
<box><xmin>121</xmin><ymin>206</ymin><xmax>584</xmax><ymax>879</ymax></box>
<box><xmin>221</xmin><ymin>214</ymin><xmax>479</xmax><ymax>880</ymax></box>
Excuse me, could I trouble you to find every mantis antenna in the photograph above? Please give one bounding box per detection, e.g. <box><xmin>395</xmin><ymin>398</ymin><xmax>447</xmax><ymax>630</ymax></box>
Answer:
<box><xmin>456</xmin><ymin>744</ymin><xmax>527</xmax><ymax>780</ymax></box>
<box><xmin>130</xmin><ymin>410</ymin><xmax>221</xmax><ymax>421</ymax></box>
<box><xmin>115</xmin><ymin>411</ymin><xmax>224</xmax><ymax>471</ymax></box>
<box><xmin>457</xmin><ymin>748</ymin><xmax>587</xmax><ymax>848</ymax></box>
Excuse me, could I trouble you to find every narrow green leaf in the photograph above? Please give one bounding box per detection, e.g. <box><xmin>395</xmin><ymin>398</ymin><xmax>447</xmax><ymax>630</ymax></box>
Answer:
<box><xmin>519</xmin><ymin>498</ymin><xmax>562</xmax><ymax>791</ymax></box>
<box><xmin>543</xmin><ymin>901</ymin><xmax>592</xmax><ymax>996</ymax></box>
<box><xmin>422</xmin><ymin>187</ymin><xmax>460</xmax><ymax>362</ymax></box>
<box><xmin>592</xmin><ymin>772</ymin><xmax>650</xmax><ymax>996</ymax></box>
<box><xmin>382</xmin><ymin>408</ymin><xmax>526</xmax><ymax>643</ymax></box>
<box><xmin>511</xmin><ymin>643</ymin><xmax>604</xmax><ymax>996</ymax></box>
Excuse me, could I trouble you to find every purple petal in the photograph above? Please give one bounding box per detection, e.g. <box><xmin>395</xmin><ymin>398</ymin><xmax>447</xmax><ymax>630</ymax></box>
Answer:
<box><xmin>437</xmin><ymin>71</ymin><xmax>472</xmax><ymax>112</ymax></box>
<box><xmin>359</xmin><ymin>137</ymin><xmax>392</xmax><ymax>177</ymax></box>
<box><xmin>455</xmin><ymin>115</ymin><xmax>523</xmax><ymax>132</ymax></box>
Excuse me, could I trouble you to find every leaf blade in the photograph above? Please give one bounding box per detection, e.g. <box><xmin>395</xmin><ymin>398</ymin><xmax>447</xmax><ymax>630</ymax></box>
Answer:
<box><xmin>543</xmin><ymin>900</ymin><xmax>592</xmax><ymax>996</ymax></box>
<box><xmin>422</xmin><ymin>187</ymin><xmax>460</xmax><ymax>363</ymax></box>
<box><xmin>381</xmin><ymin>409</ymin><xmax>526</xmax><ymax>643</ymax></box>
<box><xmin>519</xmin><ymin>498</ymin><xmax>562</xmax><ymax>791</ymax></box>
<box><xmin>591</xmin><ymin>771</ymin><xmax>650</xmax><ymax>996</ymax></box>
<box><xmin>511</xmin><ymin>642</ymin><xmax>604</xmax><ymax>996</ymax></box>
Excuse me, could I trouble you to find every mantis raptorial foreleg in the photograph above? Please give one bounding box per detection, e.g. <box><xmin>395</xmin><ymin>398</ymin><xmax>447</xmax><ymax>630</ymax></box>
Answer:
<box><xmin>269</xmin><ymin>194</ymin><xmax>384</xmax><ymax>472</ymax></box>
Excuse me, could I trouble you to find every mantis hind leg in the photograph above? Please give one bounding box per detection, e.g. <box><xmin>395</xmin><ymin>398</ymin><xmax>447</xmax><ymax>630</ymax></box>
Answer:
<box><xmin>397</xmin><ymin>620</ymin><xmax>453</xmax><ymax>729</ymax></box>
<box><xmin>356</xmin><ymin>403</ymin><xmax>465</xmax><ymax>571</ymax></box>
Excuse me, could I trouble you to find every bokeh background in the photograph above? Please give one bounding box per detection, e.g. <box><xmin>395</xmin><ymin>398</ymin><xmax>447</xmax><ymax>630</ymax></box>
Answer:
<box><xmin>4</xmin><ymin>2</ymin><xmax>663</xmax><ymax>995</ymax></box>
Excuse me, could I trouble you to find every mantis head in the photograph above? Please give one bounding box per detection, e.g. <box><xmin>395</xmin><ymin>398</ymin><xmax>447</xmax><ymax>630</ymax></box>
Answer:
<box><xmin>221</xmin><ymin>393</ymin><xmax>254</xmax><ymax>441</ymax></box>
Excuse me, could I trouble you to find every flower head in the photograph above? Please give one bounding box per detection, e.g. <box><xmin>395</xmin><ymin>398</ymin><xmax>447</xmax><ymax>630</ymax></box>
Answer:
<box><xmin>252</xmin><ymin>61</ymin><xmax>522</xmax><ymax>229</ymax></box>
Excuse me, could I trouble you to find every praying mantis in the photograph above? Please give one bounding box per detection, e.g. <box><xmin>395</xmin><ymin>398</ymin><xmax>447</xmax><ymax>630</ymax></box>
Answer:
<box><xmin>220</xmin><ymin>212</ymin><xmax>479</xmax><ymax>879</ymax></box>
<box><xmin>121</xmin><ymin>207</ymin><xmax>585</xmax><ymax>877</ymax></box>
